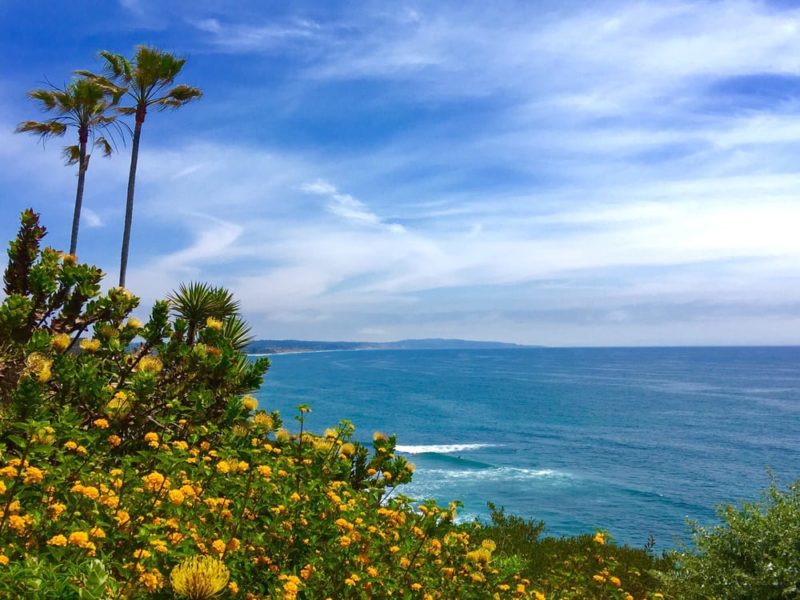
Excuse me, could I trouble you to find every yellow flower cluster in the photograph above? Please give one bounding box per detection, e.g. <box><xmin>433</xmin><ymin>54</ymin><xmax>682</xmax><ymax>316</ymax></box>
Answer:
<box><xmin>171</xmin><ymin>555</ymin><xmax>230</xmax><ymax>599</ymax></box>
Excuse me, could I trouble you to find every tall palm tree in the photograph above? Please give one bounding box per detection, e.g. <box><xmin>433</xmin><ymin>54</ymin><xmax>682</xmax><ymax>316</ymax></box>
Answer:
<box><xmin>79</xmin><ymin>46</ymin><xmax>202</xmax><ymax>287</ymax></box>
<box><xmin>15</xmin><ymin>78</ymin><xmax>122</xmax><ymax>256</ymax></box>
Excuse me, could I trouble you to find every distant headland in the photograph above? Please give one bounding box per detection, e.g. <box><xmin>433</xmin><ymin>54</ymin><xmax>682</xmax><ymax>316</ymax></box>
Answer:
<box><xmin>247</xmin><ymin>338</ymin><xmax>539</xmax><ymax>354</ymax></box>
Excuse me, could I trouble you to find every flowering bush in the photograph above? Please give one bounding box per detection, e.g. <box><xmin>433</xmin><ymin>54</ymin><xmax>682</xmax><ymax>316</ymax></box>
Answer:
<box><xmin>0</xmin><ymin>211</ymin><xmax>540</xmax><ymax>598</ymax></box>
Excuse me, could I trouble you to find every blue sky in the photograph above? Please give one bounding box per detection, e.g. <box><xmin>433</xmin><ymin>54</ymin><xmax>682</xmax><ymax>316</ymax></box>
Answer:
<box><xmin>3</xmin><ymin>0</ymin><xmax>800</xmax><ymax>345</ymax></box>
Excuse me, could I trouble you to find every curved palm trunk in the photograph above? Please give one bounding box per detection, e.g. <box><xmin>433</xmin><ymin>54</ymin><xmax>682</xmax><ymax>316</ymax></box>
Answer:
<box><xmin>69</xmin><ymin>130</ymin><xmax>89</xmax><ymax>257</ymax></box>
<box><xmin>118</xmin><ymin>107</ymin><xmax>145</xmax><ymax>288</ymax></box>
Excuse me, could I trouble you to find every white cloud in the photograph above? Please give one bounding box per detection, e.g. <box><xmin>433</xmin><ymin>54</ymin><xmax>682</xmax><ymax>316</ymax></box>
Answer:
<box><xmin>83</xmin><ymin>208</ymin><xmax>103</xmax><ymax>228</ymax></box>
<box><xmin>301</xmin><ymin>179</ymin><xmax>406</xmax><ymax>232</ymax></box>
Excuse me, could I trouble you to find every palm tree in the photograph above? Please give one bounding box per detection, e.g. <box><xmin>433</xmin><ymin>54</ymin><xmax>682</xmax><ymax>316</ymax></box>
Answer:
<box><xmin>79</xmin><ymin>46</ymin><xmax>202</xmax><ymax>287</ymax></box>
<box><xmin>15</xmin><ymin>78</ymin><xmax>122</xmax><ymax>256</ymax></box>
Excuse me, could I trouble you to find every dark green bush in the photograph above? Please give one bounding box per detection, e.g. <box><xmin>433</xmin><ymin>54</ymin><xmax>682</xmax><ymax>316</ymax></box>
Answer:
<box><xmin>663</xmin><ymin>479</ymin><xmax>800</xmax><ymax>600</ymax></box>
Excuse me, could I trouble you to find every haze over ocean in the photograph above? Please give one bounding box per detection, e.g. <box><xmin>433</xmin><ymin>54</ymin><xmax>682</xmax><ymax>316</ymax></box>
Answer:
<box><xmin>255</xmin><ymin>346</ymin><xmax>800</xmax><ymax>549</ymax></box>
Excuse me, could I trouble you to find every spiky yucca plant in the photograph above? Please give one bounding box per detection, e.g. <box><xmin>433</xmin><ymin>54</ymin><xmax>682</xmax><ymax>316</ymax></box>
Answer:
<box><xmin>168</xmin><ymin>282</ymin><xmax>239</xmax><ymax>345</ymax></box>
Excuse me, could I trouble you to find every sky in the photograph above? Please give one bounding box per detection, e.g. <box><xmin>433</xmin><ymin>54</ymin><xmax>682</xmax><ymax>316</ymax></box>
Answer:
<box><xmin>2</xmin><ymin>0</ymin><xmax>800</xmax><ymax>346</ymax></box>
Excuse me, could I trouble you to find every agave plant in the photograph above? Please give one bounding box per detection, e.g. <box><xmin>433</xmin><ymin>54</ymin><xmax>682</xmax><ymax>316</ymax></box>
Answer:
<box><xmin>168</xmin><ymin>282</ymin><xmax>240</xmax><ymax>345</ymax></box>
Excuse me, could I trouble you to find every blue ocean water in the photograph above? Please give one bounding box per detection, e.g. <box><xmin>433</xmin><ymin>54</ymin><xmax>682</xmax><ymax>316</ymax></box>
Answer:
<box><xmin>253</xmin><ymin>347</ymin><xmax>800</xmax><ymax>549</ymax></box>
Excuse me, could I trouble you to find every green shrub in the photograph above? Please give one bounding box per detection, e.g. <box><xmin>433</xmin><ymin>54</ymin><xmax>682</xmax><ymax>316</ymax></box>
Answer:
<box><xmin>467</xmin><ymin>504</ymin><xmax>672</xmax><ymax>599</ymax></box>
<box><xmin>663</xmin><ymin>478</ymin><xmax>800</xmax><ymax>600</ymax></box>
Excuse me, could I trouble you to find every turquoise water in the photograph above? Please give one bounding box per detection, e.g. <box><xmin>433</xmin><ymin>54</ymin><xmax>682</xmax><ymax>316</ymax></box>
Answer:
<box><xmin>253</xmin><ymin>347</ymin><xmax>800</xmax><ymax>549</ymax></box>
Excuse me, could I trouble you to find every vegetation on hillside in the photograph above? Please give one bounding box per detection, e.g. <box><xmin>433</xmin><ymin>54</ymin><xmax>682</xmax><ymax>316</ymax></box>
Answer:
<box><xmin>0</xmin><ymin>211</ymin><xmax>545</xmax><ymax>598</ymax></box>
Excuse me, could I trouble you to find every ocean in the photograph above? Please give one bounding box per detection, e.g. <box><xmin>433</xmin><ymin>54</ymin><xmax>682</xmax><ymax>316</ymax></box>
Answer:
<box><xmin>253</xmin><ymin>347</ymin><xmax>800</xmax><ymax>550</ymax></box>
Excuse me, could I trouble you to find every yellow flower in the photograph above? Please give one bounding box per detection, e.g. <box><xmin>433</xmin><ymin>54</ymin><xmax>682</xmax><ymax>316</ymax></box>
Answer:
<box><xmin>93</xmin><ymin>418</ymin><xmax>110</xmax><ymax>429</ymax></box>
<box><xmin>105</xmin><ymin>391</ymin><xmax>133</xmax><ymax>418</ymax></box>
<box><xmin>169</xmin><ymin>489</ymin><xmax>185</xmax><ymax>506</ymax></box>
<box><xmin>32</xmin><ymin>426</ymin><xmax>55</xmax><ymax>445</ymax></box>
<box><xmin>79</xmin><ymin>338</ymin><xmax>101</xmax><ymax>353</ymax></box>
<box><xmin>241</xmin><ymin>395</ymin><xmax>258</xmax><ymax>411</ymax></box>
<box><xmin>206</xmin><ymin>317</ymin><xmax>223</xmax><ymax>330</ymax></box>
<box><xmin>481</xmin><ymin>539</ymin><xmax>496</xmax><ymax>552</ymax></box>
<box><xmin>253</xmin><ymin>412</ymin><xmax>273</xmax><ymax>429</ymax></box>
<box><xmin>52</xmin><ymin>333</ymin><xmax>71</xmax><ymax>351</ymax></box>
<box><xmin>142</xmin><ymin>471</ymin><xmax>167</xmax><ymax>492</ymax></box>
<box><xmin>215</xmin><ymin>461</ymin><xmax>231</xmax><ymax>475</ymax></box>
<box><xmin>126</xmin><ymin>317</ymin><xmax>142</xmax><ymax>329</ymax></box>
<box><xmin>108</xmin><ymin>435</ymin><xmax>122</xmax><ymax>447</ymax></box>
<box><xmin>228</xmin><ymin>581</ymin><xmax>239</xmax><ymax>595</ymax></box>
<box><xmin>466</xmin><ymin>548</ymin><xmax>492</xmax><ymax>566</ymax></box>
<box><xmin>47</xmin><ymin>534</ymin><xmax>67</xmax><ymax>546</ymax></box>
<box><xmin>373</xmin><ymin>431</ymin><xmax>389</xmax><ymax>443</ymax></box>
<box><xmin>139</xmin><ymin>569</ymin><xmax>165</xmax><ymax>592</ymax></box>
<box><xmin>609</xmin><ymin>575</ymin><xmax>621</xmax><ymax>587</ymax></box>
<box><xmin>144</xmin><ymin>432</ymin><xmax>159</xmax><ymax>448</ymax></box>
<box><xmin>22</xmin><ymin>466</ymin><xmax>44</xmax><ymax>484</ymax></box>
<box><xmin>0</xmin><ymin>555</ymin><xmax>8</xmax><ymax>566</ymax></box>
<box><xmin>593</xmin><ymin>574</ymin><xmax>606</xmax><ymax>583</ymax></box>
<box><xmin>593</xmin><ymin>531</ymin><xmax>606</xmax><ymax>545</ymax></box>
<box><xmin>211</xmin><ymin>539</ymin><xmax>226</xmax><ymax>555</ymax></box>
<box><xmin>47</xmin><ymin>503</ymin><xmax>66</xmax><ymax>519</ymax></box>
<box><xmin>84</xmin><ymin>486</ymin><xmax>100</xmax><ymax>500</ymax></box>
<box><xmin>138</xmin><ymin>355</ymin><xmax>163</xmax><ymax>373</ymax></box>
<box><xmin>339</xmin><ymin>443</ymin><xmax>356</xmax><ymax>457</ymax></box>
<box><xmin>68</xmin><ymin>531</ymin><xmax>90</xmax><ymax>547</ymax></box>
<box><xmin>25</xmin><ymin>352</ymin><xmax>52</xmax><ymax>382</ymax></box>
<box><xmin>535</xmin><ymin>592</ymin><xmax>546</xmax><ymax>600</ymax></box>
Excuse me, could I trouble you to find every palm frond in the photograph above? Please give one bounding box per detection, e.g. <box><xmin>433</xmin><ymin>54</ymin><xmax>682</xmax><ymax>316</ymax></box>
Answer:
<box><xmin>62</xmin><ymin>145</ymin><xmax>81</xmax><ymax>165</ymax></box>
<box><xmin>15</xmin><ymin>120</ymin><xmax>67</xmax><ymax>138</ymax></box>
<box><xmin>28</xmin><ymin>89</ymin><xmax>58</xmax><ymax>111</ymax></box>
<box><xmin>155</xmin><ymin>84</ymin><xmax>202</xmax><ymax>111</ymax></box>
<box><xmin>17</xmin><ymin>75</ymin><xmax>123</xmax><ymax>165</ymax></box>
<box><xmin>94</xmin><ymin>136</ymin><xmax>113</xmax><ymax>157</ymax></box>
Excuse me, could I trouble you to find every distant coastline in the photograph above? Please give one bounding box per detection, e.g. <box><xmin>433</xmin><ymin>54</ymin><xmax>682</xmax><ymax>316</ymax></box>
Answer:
<box><xmin>247</xmin><ymin>338</ymin><xmax>537</xmax><ymax>355</ymax></box>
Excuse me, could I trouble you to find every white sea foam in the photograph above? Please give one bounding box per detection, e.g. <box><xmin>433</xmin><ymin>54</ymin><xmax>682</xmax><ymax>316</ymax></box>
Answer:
<box><xmin>395</xmin><ymin>443</ymin><xmax>496</xmax><ymax>454</ymax></box>
<box><xmin>419</xmin><ymin>467</ymin><xmax>569</xmax><ymax>481</ymax></box>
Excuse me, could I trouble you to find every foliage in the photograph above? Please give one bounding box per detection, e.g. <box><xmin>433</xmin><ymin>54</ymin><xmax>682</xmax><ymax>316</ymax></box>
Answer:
<box><xmin>15</xmin><ymin>77</ymin><xmax>122</xmax><ymax>167</ymax></box>
<box><xmin>79</xmin><ymin>46</ymin><xmax>202</xmax><ymax>121</ymax></box>
<box><xmin>0</xmin><ymin>211</ymin><xmax>539</xmax><ymax>599</ymax></box>
<box><xmin>662</xmin><ymin>478</ymin><xmax>800</xmax><ymax>600</ymax></box>
<box><xmin>467</xmin><ymin>504</ymin><xmax>672</xmax><ymax>599</ymax></box>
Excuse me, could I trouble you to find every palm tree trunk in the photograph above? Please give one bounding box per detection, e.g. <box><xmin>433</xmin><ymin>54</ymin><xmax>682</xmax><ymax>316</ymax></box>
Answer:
<box><xmin>118</xmin><ymin>108</ymin><xmax>144</xmax><ymax>288</ymax></box>
<box><xmin>69</xmin><ymin>130</ymin><xmax>89</xmax><ymax>257</ymax></box>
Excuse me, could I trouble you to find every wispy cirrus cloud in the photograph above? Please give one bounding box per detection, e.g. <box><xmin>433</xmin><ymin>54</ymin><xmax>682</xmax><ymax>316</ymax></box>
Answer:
<box><xmin>301</xmin><ymin>179</ymin><xmax>405</xmax><ymax>233</ymax></box>
<box><xmin>5</xmin><ymin>0</ymin><xmax>800</xmax><ymax>344</ymax></box>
